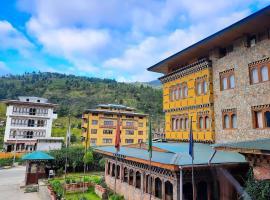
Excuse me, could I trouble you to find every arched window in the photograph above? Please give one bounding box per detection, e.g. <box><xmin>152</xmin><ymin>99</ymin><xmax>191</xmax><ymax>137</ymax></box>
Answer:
<box><xmin>265</xmin><ymin>111</ymin><xmax>270</xmax><ymax>128</ymax></box>
<box><xmin>181</xmin><ymin>118</ymin><xmax>185</xmax><ymax>130</ymax></box>
<box><xmin>179</xmin><ymin>119</ymin><xmax>183</xmax><ymax>129</ymax></box>
<box><xmin>199</xmin><ymin>117</ymin><xmax>204</xmax><ymax>129</ymax></box>
<box><xmin>178</xmin><ymin>119</ymin><xmax>181</xmax><ymax>130</ymax></box>
<box><xmin>229</xmin><ymin>75</ymin><xmax>235</xmax><ymax>88</ymax></box>
<box><xmin>184</xmin><ymin>86</ymin><xmax>188</xmax><ymax>97</ymax></box>
<box><xmin>222</xmin><ymin>77</ymin><xmax>228</xmax><ymax>90</ymax></box>
<box><xmin>175</xmin><ymin>119</ymin><xmax>179</xmax><ymax>130</ymax></box>
<box><xmin>185</xmin><ymin>118</ymin><xmax>189</xmax><ymax>130</ymax></box>
<box><xmin>171</xmin><ymin>118</ymin><xmax>175</xmax><ymax>130</ymax></box>
<box><xmin>255</xmin><ymin>111</ymin><xmax>263</xmax><ymax>128</ymax></box>
<box><xmin>261</xmin><ymin>66</ymin><xmax>269</xmax><ymax>81</ymax></box>
<box><xmin>251</xmin><ymin>68</ymin><xmax>259</xmax><ymax>83</ymax></box>
<box><xmin>175</xmin><ymin>88</ymin><xmax>179</xmax><ymax>100</ymax></box>
<box><xmin>179</xmin><ymin>88</ymin><xmax>183</xmax><ymax>99</ymax></box>
<box><xmin>197</xmin><ymin>82</ymin><xmax>202</xmax><ymax>95</ymax></box>
<box><xmin>232</xmin><ymin>114</ymin><xmax>237</xmax><ymax>128</ymax></box>
<box><xmin>203</xmin><ymin>81</ymin><xmax>207</xmax><ymax>94</ymax></box>
<box><xmin>205</xmin><ymin>116</ymin><xmax>210</xmax><ymax>129</ymax></box>
<box><xmin>224</xmin><ymin>115</ymin><xmax>229</xmax><ymax>129</ymax></box>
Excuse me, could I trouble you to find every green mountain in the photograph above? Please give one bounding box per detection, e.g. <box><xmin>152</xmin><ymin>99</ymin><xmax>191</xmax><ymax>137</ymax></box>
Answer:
<box><xmin>0</xmin><ymin>72</ymin><xmax>163</xmax><ymax>145</ymax></box>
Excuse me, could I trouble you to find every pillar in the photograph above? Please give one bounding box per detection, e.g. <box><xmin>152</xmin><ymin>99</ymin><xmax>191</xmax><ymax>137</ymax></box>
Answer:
<box><xmin>152</xmin><ymin>176</ymin><xmax>155</xmax><ymax>196</ymax></box>
<box><xmin>162</xmin><ymin>180</ymin><xmax>166</xmax><ymax>200</ymax></box>
<box><xmin>141</xmin><ymin>172</ymin><xmax>144</xmax><ymax>192</ymax></box>
<box><xmin>133</xmin><ymin>170</ymin><xmax>136</xmax><ymax>186</ymax></box>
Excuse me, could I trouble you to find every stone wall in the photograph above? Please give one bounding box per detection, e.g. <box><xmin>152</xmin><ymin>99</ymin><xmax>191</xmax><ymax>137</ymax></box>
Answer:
<box><xmin>211</xmin><ymin>35</ymin><xmax>270</xmax><ymax>143</ymax></box>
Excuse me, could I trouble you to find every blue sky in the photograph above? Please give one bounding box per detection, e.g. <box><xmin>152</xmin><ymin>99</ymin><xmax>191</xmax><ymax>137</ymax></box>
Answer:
<box><xmin>0</xmin><ymin>0</ymin><xmax>269</xmax><ymax>82</ymax></box>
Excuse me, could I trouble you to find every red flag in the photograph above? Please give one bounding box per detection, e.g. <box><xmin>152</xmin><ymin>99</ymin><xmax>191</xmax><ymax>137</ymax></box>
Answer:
<box><xmin>115</xmin><ymin>117</ymin><xmax>121</xmax><ymax>151</ymax></box>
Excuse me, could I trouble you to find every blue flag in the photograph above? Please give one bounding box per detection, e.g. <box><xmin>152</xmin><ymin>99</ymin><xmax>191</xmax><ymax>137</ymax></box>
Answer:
<box><xmin>189</xmin><ymin>116</ymin><xmax>194</xmax><ymax>160</ymax></box>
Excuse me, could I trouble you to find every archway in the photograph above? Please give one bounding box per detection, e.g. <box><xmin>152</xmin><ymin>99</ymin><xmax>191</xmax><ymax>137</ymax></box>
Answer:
<box><xmin>135</xmin><ymin>171</ymin><xmax>141</xmax><ymax>189</ymax></box>
<box><xmin>123</xmin><ymin>167</ymin><xmax>128</xmax><ymax>182</ymax></box>
<box><xmin>129</xmin><ymin>169</ymin><xmax>134</xmax><ymax>185</ymax></box>
<box><xmin>197</xmin><ymin>181</ymin><xmax>208</xmax><ymax>200</ymax></box>
<box><xmin>155</xmin><ymin>177</ymin><xmax>162</xmax><ymax>199</ymax></box>
<box><xmin>116</xmin><ymin>165</ymin><xmax>120</xmax><ymax>179</ymax></box>
<box><xmin>183</xmin><ymin>183</ymin><xmax>193</xmax><ymax>200</ymax></box>
<box><xmin>107</xmin><ymin>162</ymin><xmax>111</xmax><ymax>175</ymax></box>
<box><xmin>112</xmin><ymin>163</ymin><xmax>116</xmax><ymax>177</ymax></box>
<box><xmin>165</xmin><ymin>181</ymin><xmax>173</xmax><ymax>200</ymax></box>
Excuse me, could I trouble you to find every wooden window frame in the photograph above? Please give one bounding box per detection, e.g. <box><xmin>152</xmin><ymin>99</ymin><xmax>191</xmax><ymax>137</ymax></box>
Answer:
<box><xmin>170</xmin><ymin>83</ymin><xmax>188</xmax><ymax>102</ymax></box>
<box><xmin>249</xmin><ymin>61</ymin><xmax>270</xmax><ymax>85</ymax></box>
<box><xmin>222</xmin><ymin>110</ymin><xmax>237</xmax><ymax>130</ymax></box>
<box><xmin>195</xmin><ymin>78</ymin><xmax>208</xmax><ymax>96</ymax></box>
<box><xmin>220</xmin><ymin>69</ymin><xmax>235</xmax><ymax>91</ymax></box>
<box><xmin>252</xmin><ymin>106</ymin><xmax>270</xmax><ymax>129</ymax></box>
<box><xmin>197</xmin><ymin>114</ymin><xmax>210</xmax><ymax>130</ymax></box>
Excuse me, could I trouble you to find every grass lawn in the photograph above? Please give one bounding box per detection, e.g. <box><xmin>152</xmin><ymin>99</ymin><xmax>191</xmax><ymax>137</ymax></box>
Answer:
<box><xmin>65</xmin><ymin>187</ymin><xmax>101</xmax><ymax>200</ymax></box>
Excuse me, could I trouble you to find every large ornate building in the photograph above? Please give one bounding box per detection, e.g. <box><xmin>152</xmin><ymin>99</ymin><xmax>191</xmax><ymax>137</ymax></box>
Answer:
<box><xmin>148</xmin><ymin>5</ymin><xmax>270</xmax><ymax>143</ymax></box>
<box><xmin>82</xmin><ymin>104</ymin><xmax>148</xmax><ymax>147</ymax></box>
<box><xmin>95</xmin><ymin>5</ymin><xmax>270</xmax><ymax>200</ymax></box>
<box><xmin>3</xmin><ymin>96</ymin><xmax>63</xmax><ymax>152</ymax></box>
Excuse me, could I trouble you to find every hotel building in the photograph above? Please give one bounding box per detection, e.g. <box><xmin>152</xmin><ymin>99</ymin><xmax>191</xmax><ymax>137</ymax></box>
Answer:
<box><xmin>82</xmin><ymin>104</ymin><xmax>148</xmax><ymax>147</ymax></box>
<box><xmin>148</xmin><ymin>6</ymin><xmax>270</xmax><ymax>144</ymax></box>
<box><xmin>3</xmin><ymin>96</ymin><xmax>63</xmax><ymax>152</ymax></box>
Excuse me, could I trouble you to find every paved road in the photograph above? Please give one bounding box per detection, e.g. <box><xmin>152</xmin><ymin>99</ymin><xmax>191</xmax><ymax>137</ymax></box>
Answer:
<box><xmin>0</xmin><ymin>166</ymin><xmax>41</xmax><ymax>200</ymax></box>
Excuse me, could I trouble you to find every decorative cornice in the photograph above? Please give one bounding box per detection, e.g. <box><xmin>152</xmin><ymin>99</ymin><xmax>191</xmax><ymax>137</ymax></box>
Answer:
<box><xmin>222</xmin><ymin>108</ymin><xmax>237</xmax><ymax>113</ymax></box>
<box><xmin>252</xmin><ymin>104</ymin><xmax>270</xmax><ymax>111</ymax></box>
<box><xmin>164</xmin><ymin>103</ymin><xmax>213</xmax><ymax>113</ymax></box>
<box><xmin>159</xmin><ymin>59</ymin><xmax>212</xmax><ymax>84</ymax></box>
<box><xmin>219</xmin><ymin>68</ymin><xmax>234</xmax><ymax>76</ymax></box>
<box><xmin>248</xmin><ymin>57</ymin><xmax>270</xmax><ymax>67</ymax></box>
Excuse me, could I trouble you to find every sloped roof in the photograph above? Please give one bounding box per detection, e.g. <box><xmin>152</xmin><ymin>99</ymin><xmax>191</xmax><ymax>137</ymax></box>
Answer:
<box><xmin>95</xmin><ymin>142</ymin><xmax>246</xmax><ymax>169</ymax></box>
<box><xmin>22</xmin><ymin>151</ymin><xmax>54</xmax><ymax>161</ymax></box>
<box><xmin>213</xmin><ymin>138</ymin><xmax>270</xmax><ymax>154</ymax></box>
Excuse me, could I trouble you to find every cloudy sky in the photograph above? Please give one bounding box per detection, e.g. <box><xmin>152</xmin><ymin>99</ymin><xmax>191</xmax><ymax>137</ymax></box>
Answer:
<box><xmin>0</xmin><ymin>0</ymin><xmax>269</xmax><ymax>82</ymax></box>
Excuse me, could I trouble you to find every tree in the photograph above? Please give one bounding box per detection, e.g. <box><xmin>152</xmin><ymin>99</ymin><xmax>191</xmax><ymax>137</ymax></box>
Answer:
<box><xmin>83</xmin><ymin>150</ymin><xmax>94</xmax><ymax>171</ymax></box>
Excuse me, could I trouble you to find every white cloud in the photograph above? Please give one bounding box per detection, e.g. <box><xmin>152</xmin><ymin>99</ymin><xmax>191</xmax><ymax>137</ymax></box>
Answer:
<box><xmin>16</xmin><ymin>0</ymin><xmax>269</xmax><ymax>81</ymax></box>
<box><xmin>0</xmin><ymin>20</ymin><xmax>33</xmax><ymax>55</ymax></box>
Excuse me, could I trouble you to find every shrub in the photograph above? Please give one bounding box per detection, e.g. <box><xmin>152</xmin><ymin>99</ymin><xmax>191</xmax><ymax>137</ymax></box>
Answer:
<box><xmin>0</xmin><ymin>158</ymin><xmax>13</xmax><ymax>167</ymax></box>
<box><xmin>56</xmin><ymin>168</ymin><xmax>64</xmax><ymax>177</ymax></box>
<box><xmin>109</xmin><ymin>194</ymin><xmax>125</xmax><ymax>200</ymax></box>
<box><xmin>50</xmin><ymin>180</ymin><xmax>63</xmax><ymax>199</ymax></box>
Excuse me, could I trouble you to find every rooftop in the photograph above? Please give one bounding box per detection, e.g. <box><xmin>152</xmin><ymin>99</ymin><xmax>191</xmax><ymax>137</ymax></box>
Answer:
<box><xmin>22</xmin><ymin>151</ymin><xmax>54</xmax><ymax>161</ymax></box>
<box><xmin>2</xmin><ymin>96</ymin><xmax>57</xmax><ymax>107</ymax></box>
<box><xmin>213</xmin><ymin>138</ymin><xmax>270</xmax><ymax>154</ymax></box>
<box><xmin>96</xmin><ymin>104</ymin><xmax>135</xmax><ymax>111</ymax></box>
<box><xmin>95</xmin><ymin>142</ymin><xmax>246</xmax><ymax>170</ymax></box>
<box><xmin>147</xmin><ymin>5</ymin><xmax>270</xmax><ymax>74</ymax></box>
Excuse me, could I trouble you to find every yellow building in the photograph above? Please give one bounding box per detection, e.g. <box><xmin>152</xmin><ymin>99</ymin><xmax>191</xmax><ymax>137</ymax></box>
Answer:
<box><xmin>81</xmin><ymin>104</ymin><xmax>148</xmax><ymax>147</ymax></box>
<box><xmin>148</xmin><ymin>59</ymin><xmax>215</xmax><ymax>143</ymax></box>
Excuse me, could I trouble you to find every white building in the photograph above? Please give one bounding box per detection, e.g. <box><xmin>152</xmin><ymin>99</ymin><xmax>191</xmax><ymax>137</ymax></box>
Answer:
<box><xmin>3</xmin><ymin>96</ymin><xmax>63</xmax><ymax>152</ymax></box>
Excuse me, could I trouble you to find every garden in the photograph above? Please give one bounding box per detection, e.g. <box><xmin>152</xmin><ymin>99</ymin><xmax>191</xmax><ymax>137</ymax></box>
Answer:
<box><xmin>47</xmin><ymin>146</ymin><xmax>124</xmax><ymax>200</ymax></box>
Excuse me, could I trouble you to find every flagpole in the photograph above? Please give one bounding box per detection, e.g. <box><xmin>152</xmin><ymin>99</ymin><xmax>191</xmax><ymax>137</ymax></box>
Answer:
<box><xmin>64</xmin><ymin>114</ymin><xmax>71</xmax><ymax>197</ymax></box>
<box><xmin>189</xmin><ymin>116</ymin><xmax>196</xmax><ymax>200</ymax></box>
<box><xmin>114</xmin><ymin>115</ymin><xmax>121</xmax><ymax>194</ymax></box>
<box><xmin>148</xmin><ymin>118</ymin><xmax>153</xmax><ymax>200</ymax></box>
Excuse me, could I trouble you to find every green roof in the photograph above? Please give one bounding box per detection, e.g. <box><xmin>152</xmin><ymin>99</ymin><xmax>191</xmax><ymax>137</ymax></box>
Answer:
<box><xmin>22</xmin><ymin>151</ymin><xmax>54</xmax><ymax>161</ymax></box>
<box><xmin>213</xmin><ymin>138</ymin><xmax>270</xmax><ymax>152</ymax></box>
<box><xmin>95</xmin><ymin>142</ymin><xmax>246</xmax><ymax>167</ymax></box>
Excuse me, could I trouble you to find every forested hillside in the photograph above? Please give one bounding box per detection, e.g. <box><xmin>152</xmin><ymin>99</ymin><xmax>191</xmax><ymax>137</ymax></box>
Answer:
<box><xmin>0</xmin><ymin>72</ymin><xmax>163</xmax><ymax>144</ymax></box>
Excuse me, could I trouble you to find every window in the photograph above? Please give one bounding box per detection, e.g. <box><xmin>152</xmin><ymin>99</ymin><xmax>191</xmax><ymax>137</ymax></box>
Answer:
<box><xmin>248</xmin><ymin>35</ymin><xmax>256</xmax><ymax>47</ymax></box>
<box><xmin>29</xmin><ymin>108</ymin><xmax>36</xmax><ymax>115</ymax></box>
<box><xmin>92</xmin><ymin>120</ymin><xmax>98</xmax><ymax>125</ymax></box>
<box><xmin>172</xmin><ymin>116</ymin><xmax>188</xmax><ymax>131</ymax></box>
<box><xmin>26</xmin><ymin>131</ymin><xmax>33</xmax><ymax>138</ymax></box>
<box><xmin>125</xmin><ymin>139</ymin><xmax>134</xmax><ymax>144</ymax></box>
<box><xmin>28</xmin><ymin>119</ymin><xmax>35</xmax><ymax>127</ymax></box>
<box><xmin>220</xmin><ymin>69</ymin><xmax>235</xmax><ymax>90</ymax></box>
<box><xmin>37</xmin><ymin>120</ymin><xmax>45</xmax><ymax>127</ymax></box>
<box><xmin>126</xmin><ymin>121</ymin><xmax>134</xmax><ymax>127</ymax></box>
<box><xmin>104</xmin><ymin>120</ymin><xmax>113</xmax><ymax>126</ymax></box>
<box><xmin>185</xmin><ymin>118</ymin><xmax>189</xmax><ymax>129</ymax></box>
<box><xmin>104</xmin><ymin>114</ymin><xmax>113</xmax><ymax>117</ymax></box>
<box><xmin>222</xmin><ymin>109</ymin><xmax>237</xmax><ymax>129</ymax></box>
<box><xmin>138</xmin><ymin>122</ymin><xmax>144</xmax><ymax>127</ymax></box>
<box><xmin>261</xmin><ymin>66</ymin><xmax>269</xmax><ymax>81</ymax></box>
<box><xmin>92</xmin><ymin>113</ymin><xmax>98</xmax><ymax>116</ymax></box>
<box><xmin>138</xmin><ymin>131</ymin><xmax>143</xmax><ymax>135</ymax></box>
<box><xmin>197</xmin><ymin>114</ymin><xmax>211</xmax><ymax>130</ymax></box>
<box><xmin>90</xmin><ymin>139</ymin><xmax>97</xmax><ymax>145</ymax></box>
<box><xmin>170</xmin><ymin>83</ymin><xmax>188</xmax><ymax>101</ymax></box>
<box><xmin>126</xmin><ymin>130</ymin><xmax>134</xmax><ymax>135</ymax></box>
<box><xmin>253</xmin><ymin>105</ymin><xmax>270</xmax><ymax>129</ymax></box>
<box><xmin>138</xmin><ymin>139</ymin><xmax>143</xmax><ymax>143</ymax></box>
<box><xmin>103</xmin><ymin>138</ymin><xmax>112</xmax><ymax>143</ymax></box>
<box><xmin>91</xmin><ymin>129</ymin><xmax>97</xmax><ymax>134</ymax></box>
<box><xmin>232</xmin><ymin>114</ymin><xmax>237</xmax><ymax>129</ymax></box>
<box><xmin>196</xmin><ymin>78</ymin><xmax>208</xmax><ymax>95</ymax></box>
<box><xmin>249</xmin><ymin>60</ymin><xmax>270</xmax><ymax>84</ymax></box>
<box><xmin>103</xmin><ymin>129</ymin><xmax>113</xmax><ymax>134</ymax></box>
